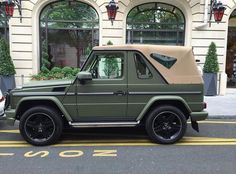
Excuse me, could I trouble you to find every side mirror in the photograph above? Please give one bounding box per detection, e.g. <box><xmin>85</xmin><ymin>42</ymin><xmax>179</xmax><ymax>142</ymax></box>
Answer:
<box><xmin>77</xmin><ymin>71</ymin><xmax>92</xmax><ymax>84</ymax></box>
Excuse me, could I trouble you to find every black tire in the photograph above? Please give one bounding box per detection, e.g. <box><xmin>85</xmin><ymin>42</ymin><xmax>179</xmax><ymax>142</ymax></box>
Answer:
<box><xmin>19</xmin><ymin>106</ymin><xmax>63</xmax><ymax>146</ymax></box>
<box><xmin>145</xmin><ymin>105</ymin><xmax>187</xmax><ymax>144</ymax></box>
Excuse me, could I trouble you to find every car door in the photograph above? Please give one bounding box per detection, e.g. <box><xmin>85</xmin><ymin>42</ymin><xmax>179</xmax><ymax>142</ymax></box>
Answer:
<box><xmin>75</xmin><ymin>51</ymin><xmax>128</xmax><ymax>122</ymax></box>
<box><xmin>127</xmin><ymin>51</ymin><xmax>166</xmax><ymax>120</ymax></box>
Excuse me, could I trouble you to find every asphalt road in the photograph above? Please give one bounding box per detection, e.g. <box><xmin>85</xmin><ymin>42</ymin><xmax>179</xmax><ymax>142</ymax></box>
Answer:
<box><xmin>0</xmin><ymin>119</ymin><xmax>235</xmax><ymax>174</ymax></box>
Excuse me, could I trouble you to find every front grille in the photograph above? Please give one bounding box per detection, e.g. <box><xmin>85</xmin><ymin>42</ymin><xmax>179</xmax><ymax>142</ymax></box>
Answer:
<box><xmin>4</xmin><ymin>92</ymin><xmax>10</xmax><ymax>110</ymax></box>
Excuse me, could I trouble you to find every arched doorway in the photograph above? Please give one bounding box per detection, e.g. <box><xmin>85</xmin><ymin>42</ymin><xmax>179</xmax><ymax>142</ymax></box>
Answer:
<box><xmin>126</xmin><ymin>2</ymin><xmax>185</xmax><ymax>45</ymax></box>
<box><xmin>226</xmin><ymin>10</ymin><xmax>236</xmax><ymax>87</ymax></box>
<box><xmin>39</xmin><ymin>1</ymin><xmax>99</xmax><ymax>69</ymax></box>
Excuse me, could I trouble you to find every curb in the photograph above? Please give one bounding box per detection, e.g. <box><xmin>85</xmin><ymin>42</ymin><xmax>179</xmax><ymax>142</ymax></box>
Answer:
<box><xmin>208</xmin><ymin>115</ymin><xmax>236</xmax><ymax>119</ymax></box>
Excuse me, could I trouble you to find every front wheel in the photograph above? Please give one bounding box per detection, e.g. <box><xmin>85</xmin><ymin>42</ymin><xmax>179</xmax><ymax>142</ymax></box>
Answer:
<box><xmin>19</xmin><ymin>106</ymin><xmax>63</xmax><ymax>146</ymax></box>
<box><xmin>145</xmin><ymin>105</ymin><xmax>187</xmax><ymax>144</ymax></box>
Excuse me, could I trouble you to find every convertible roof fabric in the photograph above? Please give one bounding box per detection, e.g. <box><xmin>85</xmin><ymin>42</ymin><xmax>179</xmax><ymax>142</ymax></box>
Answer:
<box><xmin>93</xmin><ymin>44</ymin><xmax>203</xmax><ymax>84</ymax></box>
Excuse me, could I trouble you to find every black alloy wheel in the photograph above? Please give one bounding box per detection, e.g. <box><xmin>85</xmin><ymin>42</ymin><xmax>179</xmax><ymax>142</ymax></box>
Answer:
<box><xmin>19</xmin><ymin>106</ymin><xmax>63</xmax><ymax>146</ymax></box>
<box><xmin>145</xmin><ymin>105</ymin><xmax>187</xmax><ymax>144</ymax></box>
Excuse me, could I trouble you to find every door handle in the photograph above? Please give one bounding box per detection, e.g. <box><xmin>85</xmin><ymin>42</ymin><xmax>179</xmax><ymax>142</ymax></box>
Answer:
<box><xmin>114</xmin><ymin>91</ymin><xmax>126</xmax><ymax>96</ymax></box>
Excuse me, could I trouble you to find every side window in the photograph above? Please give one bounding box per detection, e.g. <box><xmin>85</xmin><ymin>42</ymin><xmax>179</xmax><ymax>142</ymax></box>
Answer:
<box><xmin>134</xmin><ymin>53</ymin><xmax>152</xmax><ymax>79</ymax></box>
<box><xmin>86</xmin><ymin>53</ymin><xmax>124</xmax><ymax>79</ymax></box>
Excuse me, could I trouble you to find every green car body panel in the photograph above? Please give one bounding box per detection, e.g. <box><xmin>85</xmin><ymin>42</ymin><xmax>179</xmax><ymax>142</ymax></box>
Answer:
<box><xmin>4</xmin><ymin>45</ymin><xmax>208</xmax><ymax>131</ymax></box>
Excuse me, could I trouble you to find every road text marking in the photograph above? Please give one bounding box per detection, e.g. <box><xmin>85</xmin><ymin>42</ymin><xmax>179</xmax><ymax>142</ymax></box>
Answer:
<box><xmin>0</xmin><ymin>153</ymin><xmax>15</xmax><ymax>156</ymax></box>
<box><xmin>59</xmin><ymin>150</ymin><xmax>84</xmax><ymax>158</ymax></box>
<box><xmin>93</xmin><ymin>150</ymin><xmax>117</xmax><ymax>157</ymax></box>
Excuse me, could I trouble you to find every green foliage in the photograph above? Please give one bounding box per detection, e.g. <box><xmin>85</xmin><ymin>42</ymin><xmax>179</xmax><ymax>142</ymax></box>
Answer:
<box><xmin>51</xmin><ymin>67</ymin><xmax>62</xmax><ymax>74</ymax></box>
<box><xmin>84</xmin><ymin>45</ymin><xmax>92</xmax><ymax>57</ymax></box>
<box><xmin>41</xmin><ymin>65</ymin><xmax>50</xmax><ymax>74</ymax></box>
<box><xmin>62</xmin><ymin>66</ymin><xmax>73</xmax><ymax>78</ymax></box>
<box><xmin>0</xmin><ymin>37</ymin><xmax>16</xmax><ymax>76</ymax></box>
<box><xmin>72</xmin><ymin>68</ymin><xmax>80</xmax><ymax>76</ymax></box>
<box><xmin>203</xmin><ymin>42</ymin><xmax>219</xmax><ymax>73</ymax></box>
<box><xmin>41</xmin><ymin>40</ymin><xmax>52</xmax><ymax>69</ymax></box>
<box><xmin>32</xmin><ymin>67</ymin><xmax>80</xmax><ymax>81</ymax></box>
<box><xmin>107</xmin><ymin>41</ymin><xmax>113</xmax><ymax>45</ymax></box>
<box><xmin>103</xmin><ymin>58</ymin><xmax>119</xmax><ymax>78</ymax></box>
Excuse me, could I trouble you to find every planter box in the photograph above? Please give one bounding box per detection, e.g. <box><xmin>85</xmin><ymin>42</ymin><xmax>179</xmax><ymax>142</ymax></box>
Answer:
<box><xmin>0</xmin><ymin>75</ymin><xmax>16</xmax><ymax>94</ymax></box>
<box><xmin>203</xmin><ymin>73</ymin><xmax>217</xmax><ymax>96</ymax></box>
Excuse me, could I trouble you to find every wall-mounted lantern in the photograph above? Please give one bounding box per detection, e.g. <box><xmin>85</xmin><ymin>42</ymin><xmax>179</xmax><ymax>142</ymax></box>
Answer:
<box><xmin>209</xmin><ymin>0</ymin><xmax>226</xmax><ymax>26</ymax></box>
<box><xmin>106</xmin><ymin>0</ymin><xmax>119</xmax><ymax>25</ymax></box>
<box><xmin>0</xmin><ymin>0</ymin><xmax>22</xmax><ymax>21</ymax></box>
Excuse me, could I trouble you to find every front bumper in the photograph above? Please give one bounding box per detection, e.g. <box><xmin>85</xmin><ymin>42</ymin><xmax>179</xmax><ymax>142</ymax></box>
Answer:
<box><xmin>4</xmin><ymin>109</ymin><xmax>16</xmax><ymax>125</ymax></box>
<box><xmin>190</xmin><ymin>110</ymin><xmax>208</xmax><ymax>121</ymax></box>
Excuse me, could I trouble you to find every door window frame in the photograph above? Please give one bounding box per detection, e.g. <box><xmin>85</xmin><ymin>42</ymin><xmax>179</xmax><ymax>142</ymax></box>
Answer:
<box><xmin>82</xmin><ymin>51</ymin><xmax>127</xmax><ymax>82</ymax></box>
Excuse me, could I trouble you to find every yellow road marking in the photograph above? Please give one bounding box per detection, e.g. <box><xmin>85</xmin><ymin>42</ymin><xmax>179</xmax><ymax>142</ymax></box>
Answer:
<box><xmin>0</xmin><ymin>153</ymin><xmax>15</xmax><ymax>156</ymax></box>
<box><xmin>198</xmin><ymin>121</ymin><xmax>236</xmax><ymax>124</ymax></box>
<box><xmin>0</xmin><ymin>137</ymin><xmax>235</xmax><ymax>147</ymax></box>
<box><xmin>59</xmin><ymin>150</ymin><xmax>84</xmax><ymax>158</ymax></box>
<box><xmin>0</xmin><ymin>141</ymin><xmax>26</xmax><ymax>144</ymax></box>
<box><xmin>0</xmin><ymin>137</ymin><xmax>235</xmax><ymax>144</ymax></box>
<box><xmin>0</xmin><ymin>130</ymin><xmax>20</xmax><ymax>133</ymax></box>
<box><xmin>183</xmin><ymin>137</ymin><xmax>236</xmax><ymax>142</ymax></box>
<box><xmin>176</xmin><ymin>142</ymin><xmax>236</xmax><ymax>146</ymax></box>
<box><xmin>93</xmin><ymin>150</ymin><xmax>117</xmax><ymax>157</ymax></box>
<box><xmin>24</xmin><ymin>151</ymin><xmax>49</xmax><ymax>158</ymax></box>
<box><xmin>0</xmin><ymin>142</ymin><xmax>236</xmax><ymax>147</ymax></box>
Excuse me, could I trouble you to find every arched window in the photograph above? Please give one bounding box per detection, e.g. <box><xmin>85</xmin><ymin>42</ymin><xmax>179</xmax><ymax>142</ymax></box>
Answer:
<box><xmin>0</xmin><ymin>8</ymin><xmax>8</xmax><ymax>40</ymax></box>
<box><xmin>126</xmin><ymin>3</ymin><xmax>185</xmax><ymax>45</ymax></box>
<box><xmin>226</xmin><ymin>10</ymin><xmax>236</xmax><ymax>86</ymax></box>
<box><xmin>40</xmin><ymin>1</ymin><xmax>99</xmax><ymax>69</ymax></box>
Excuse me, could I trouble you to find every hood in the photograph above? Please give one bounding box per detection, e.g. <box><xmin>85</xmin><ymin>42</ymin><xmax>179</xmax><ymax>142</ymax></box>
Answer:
<box><xmin>20</xmin><ymin>79</ymin><xmax>73</xmax><ymax>89</ymax></box>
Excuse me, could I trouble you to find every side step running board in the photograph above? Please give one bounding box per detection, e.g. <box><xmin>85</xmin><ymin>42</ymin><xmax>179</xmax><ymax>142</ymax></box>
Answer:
<box><xmin>69</xmin><ymin>121</ymin><xmax>140</xmax><ymax>128</ymax></box>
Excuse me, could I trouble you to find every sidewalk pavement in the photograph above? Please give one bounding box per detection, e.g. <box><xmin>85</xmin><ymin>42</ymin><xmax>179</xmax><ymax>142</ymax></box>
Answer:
<box><xmin>204</xmin><ymin>88</ymin><xmax>236</xmax><ymax>119</ymax></box>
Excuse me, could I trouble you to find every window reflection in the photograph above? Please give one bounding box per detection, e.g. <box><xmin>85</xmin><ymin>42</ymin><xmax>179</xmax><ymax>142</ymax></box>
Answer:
<box><xmin>40</xmin><ymin>1</ymin><xmax>99</xmax><ymax>69</ymax></box>
<box><xmin>126</xmin><ymin>3</ymin><xmax>185</xmax><ymax>45</ymax></box>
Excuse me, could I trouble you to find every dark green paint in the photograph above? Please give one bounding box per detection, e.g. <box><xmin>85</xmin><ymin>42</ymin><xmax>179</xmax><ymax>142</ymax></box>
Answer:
<box><xmin>5</xmin><ymin>49</ymin><xmax>207</xmax><ymax>126</ymax></box>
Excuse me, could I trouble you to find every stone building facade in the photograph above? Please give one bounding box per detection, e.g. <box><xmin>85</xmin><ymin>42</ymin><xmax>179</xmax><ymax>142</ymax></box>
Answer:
<box><xmin>2</xmin><ymin>0</ymin><xmax>236</xmax><ymax>95</ymax></box>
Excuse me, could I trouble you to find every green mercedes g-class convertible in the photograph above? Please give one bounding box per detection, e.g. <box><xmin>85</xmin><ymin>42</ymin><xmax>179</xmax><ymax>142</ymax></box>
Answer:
<box><xmin>4</xmin><ymin>45</ymin><xmax>208</xmax><ymax>146</ymax></box>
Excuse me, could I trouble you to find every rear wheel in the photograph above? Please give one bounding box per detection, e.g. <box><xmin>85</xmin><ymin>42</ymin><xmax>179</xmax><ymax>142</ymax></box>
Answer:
<box><xmin>145</xmin><ymin>105</ymin><xmax>187</xmax><ymax>144</ymax></box>
<box><xmin>19</xmin><ymin>106</ymin><xmax>63</xmax><ymax>146</ymax></box>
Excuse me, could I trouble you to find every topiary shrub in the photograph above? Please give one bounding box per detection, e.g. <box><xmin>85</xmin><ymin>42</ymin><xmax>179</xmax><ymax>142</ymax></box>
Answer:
<box><xmin>41</xmin><ymin>66</ymin><xmax>50</xmax><ymax>74</ymax></box>
<box><xmin>0</xmin><ymin>37</ymin><xmax>16</xmax><ymax>76</ymax></box>
<box><xmin>107</xmin><ymin>40</ymin><xmax>113</xmax><ymax>45</ymax></box>
<box><xmin>51</xmin><ymin>67</ymin><xmax>62</xmax><ymax>74</ymax></box>
<box><xmin>203</xmin><ymin>42</ymin><xmax>219</xmax><ymax>96</ymax></box>
<box><xmin>62</xmin><ymin>66</ymin><xmax>73</xmax><ymax>75</ymax></box>
<box><xmin>203</xmin><ymin>42</ymin><xmax>219</xmax><ymax>73</ymax></box>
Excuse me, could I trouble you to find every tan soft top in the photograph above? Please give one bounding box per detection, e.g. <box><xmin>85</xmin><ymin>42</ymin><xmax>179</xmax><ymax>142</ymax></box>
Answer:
<box><xmin>93</xmin><ymin>44</ymin><xmax>203</xmax><ymax>84</ymax></box>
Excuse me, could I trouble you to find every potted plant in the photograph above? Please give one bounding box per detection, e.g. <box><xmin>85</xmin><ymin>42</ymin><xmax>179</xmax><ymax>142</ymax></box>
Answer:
<box><xmin>203</xmin><ymin>42</ymin><xmax>219</xmax><ymax>96</ymax></box>
<box><xmin>0</xmin><ymin>37</ymin><xmax>16</xmax><ymax>94</ymax></box>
